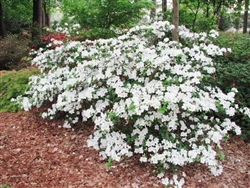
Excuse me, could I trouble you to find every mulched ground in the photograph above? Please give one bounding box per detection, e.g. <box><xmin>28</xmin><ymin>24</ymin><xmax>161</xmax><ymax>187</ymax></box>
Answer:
<box><xmin>0</xmin><ymin>111</ymin><xmax>250</xmax><ymax>188</ymax></box>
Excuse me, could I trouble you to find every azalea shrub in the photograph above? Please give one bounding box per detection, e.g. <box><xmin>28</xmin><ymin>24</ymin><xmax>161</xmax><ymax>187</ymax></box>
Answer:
<box><xmin>40</xmin><ymin>32</ymin><xmax>66</xmax><ymax>44</ymax></box>
<box><xmin>14</xmin><ymin>21</ymin><xmax>250</xmax><ymax>187</ymax></box>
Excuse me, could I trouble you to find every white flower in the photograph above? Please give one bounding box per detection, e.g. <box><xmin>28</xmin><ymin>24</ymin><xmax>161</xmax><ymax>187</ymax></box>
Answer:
<box><xmin>161</xmin><ymin>177</ymin><xmax>169</xmax><ymax>186</ymax></box>
<box><xmin>63</xmin><ymin>121</ymin><xmax>71</xmax><ymax>128</ymax></box>
<box><xmin>22</xmin><ymin>97</ymin><xmax>32</xmax><ymax>111</ymax></box>
<box><xmin>209</xmin><ymin>131</ymin><xmax>223</xmax><ymax>144</ymax></box>
<box><xmin>209</xmin><ymin>29</ymin><xmax>219</xmax><ymax>38</ymax></box>
<box><xmin>78</xmin><ymin>87</ymin><xmax>95</xmax><ymax>100</ymax></box>
<box><xmin>139</xmin><ymin>156</ymin><xmax>148</xmax><ymax>163</ymax></box>
<box><xmin>210</xmin><ymin>165</ymin><xmax>223</xmax><ymax>176</ymax></box>
<box><xmin>94</xmin><ymin>113</ymin><xmax>113</xmax><ymax>131</ymax></box>
<box><xmin>188</xmin><ymin>150</ymin><xmax>198</xmax><ymax>159</ymax></box>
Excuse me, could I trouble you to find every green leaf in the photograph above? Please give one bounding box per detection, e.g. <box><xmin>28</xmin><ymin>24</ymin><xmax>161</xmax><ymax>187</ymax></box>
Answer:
<box><xmin>105</xmin><ymin>157</ymin><xmax>113</xmax><ymax>169</ymax></box>
<box><xmin>157</xmin><ymin>102</ymin><xmax>168</xmax><ymax>114</ymax></box>
<box><xmin>216</xmin><ymin>152</ymin><xmax>225</xmax><ymax>161</ymax></box>
<box><xmin>128</xmin><ymin>103</ymin><xmax>135</xmax><ymax>112</ymax></box>
<box><xmin>157</xmin><ymin>105</ymin><xmax>166</xmax><ymax>114</ymax></box>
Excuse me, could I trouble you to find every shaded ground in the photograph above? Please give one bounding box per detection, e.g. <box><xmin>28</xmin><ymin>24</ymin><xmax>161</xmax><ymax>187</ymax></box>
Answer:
<box><xmin>0</xmin><ymin>112</ymin><xmax>250</xmax><ymax>188</ymax></box>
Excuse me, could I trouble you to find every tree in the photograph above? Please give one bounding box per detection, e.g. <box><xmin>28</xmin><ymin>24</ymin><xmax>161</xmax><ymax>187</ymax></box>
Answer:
<box><xmin>162</xmin><ymin>0</ymin><xmax>167</xmax><ymax>13</ymax></box>
<box><xmin>177</xmin><ymin>0</ymin><xmax>243</xmax><ymax>32</ymax></box>
<box><xmin>150</xmin><ymin>0</ymin><xmax>157</xmax><ymax>18</ymax></box>
<box><xmin>0</xmin><ymin>0</ymin><xmax>6</xmax><ymax>38</ymax></box>
<box><xmin>1</xmin><ymin>0</ymin><xmax>33</xmax><ymax>34</ymax></box>
<box><xmin>162</xmin><ymin>0</ymin><xmax>167</xmax><ymax>19</ymax></box>
<box><xmin>180</xmin><ymin>0</ymin><xmax>202</xmax><ymax>31</ymax></box>
<box><xmin>207</xmin><ymin>0</ymin><xmax>243</xmax><ymax>30</ymax></box>
<box><xmin>243</xmin><ymin>0</ymin><xmax>249</xmax><ymax>33</ymax></box>
<box><xmin>172</xmin><ymin>0</ymin><xmax>179</xmax><ymax>42</ymax></box>
<box><xmin>32</xmin><ymin>0</ymin><xmax>43</xmax><ymax>39</ymax></box>
<box><xmin>61</xmin><ymin>0</ymin><xmax>151</xmax><ymax>29</ymax></box>
<box><xmin>33</xmin><ymin>0</ymin><xmax>43</xmax><ymax>27</ymax></box>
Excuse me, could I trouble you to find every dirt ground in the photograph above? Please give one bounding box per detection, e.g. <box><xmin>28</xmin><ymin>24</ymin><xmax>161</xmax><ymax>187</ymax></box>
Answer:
<box><xmin>0</xmin><ymin>112</ymin><xmax>250</xmax><ymax>188</ymax></box>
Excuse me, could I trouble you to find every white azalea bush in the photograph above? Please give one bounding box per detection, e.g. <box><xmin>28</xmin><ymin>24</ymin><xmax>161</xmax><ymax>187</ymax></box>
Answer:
<box><xmin>14</xmin><ymin>21</ymin><xmax>249</xmax><ymax>186</ymax></box>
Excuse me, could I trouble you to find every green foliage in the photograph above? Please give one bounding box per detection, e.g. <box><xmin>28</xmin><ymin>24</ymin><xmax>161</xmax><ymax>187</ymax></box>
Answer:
<box><xmin>214</xmin><ymin>32</ymin><xmax>250</xmax><ymax>62</ymax></box>
<box><xmin>2</xmin><ymin>0</ymin><xmax>58</xmax><ymax>34</ymax></box>
<box><xmin>0</xmin><ymin>34</ymin><xmax>30</xmax><ymax>70</ymax></box>
<box><xmin>164</xmin><ymin>7</ymin><xmax>217</xmax><ymax>32</ymax></box>
<box><xmin>178</xmin><ymin>6</ymin><xmax>194</xmax><ymax>30</ymax></box>
<box><xmin>195</xmin><ymin>16</ymin><xmax>217</xmax><ymax>32</ymax></box>
<box><xmin>61</xmin><ymin>0</ymin><xmax>151</xmax><ymax>29</ymax></box>
<box><xmin>212</xmin><ymin>32</ymin><xmax>250</xmax><ymax>140</ymax></box>
<box><xmin>178</xmin><ymin>0</ymin><xmax>243</xmax><ymax>32</ymax></box>
<box><xmin>216</xmin><ymin>152</ymin><xmax>225</xmax><ymax>161</ymax></box>
<box><xmin>105</xmin><ymin>157</ymin><xmax>113</xmax><ymax>169</ymax></box>
<box><xmin>77</xmin><ymin>28</ymin><xmax>117</xmax><ymax>41</ymax></box>
<box><xmin>2</xmin><ymin>0</ymin><xmax>32</xmax><ymax>34</ymax></box>
<box><xmin>218</xmin><ymin>13</ymin><xmax>234</xmax><ymax>31</ymax></box>
<box><xmin>0</xmin><ymin>68</ymin><xmax>40</xmax><ymax>112</ymax></box>
<box><xmin>0</xmin><ymin>184</ymin><xmax>11</xmax><ymax>188</ymax></box>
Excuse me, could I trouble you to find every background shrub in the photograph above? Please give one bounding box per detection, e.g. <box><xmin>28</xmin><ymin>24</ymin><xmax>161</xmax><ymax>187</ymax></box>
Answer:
<box><xmin>0</xmin><ymin>68</ymin><xmax>40</xmax><ymax>112</ymax></box>
<box><xmin>0</xmin><ymin>34</ymin><xmax>30</xmax><ymax>70</ymax></box>
<box><xmin>164</xmin><ymin>7</ymin><xmax>217</xmax><ymax>32</ymax></box>
<box><xmin>212</xmin><ymin>32</ymin><xmax>250</xmax><ymax>140</ymax></box>
<box><xmin>61</xmin><ymin>0</ymin><xmax>151</xmax><ymax>29</ymax></box>
<box><xmin>77</xmin><ymin>28</ymin><xmax>117</xmax><ymax>41</ymax></box>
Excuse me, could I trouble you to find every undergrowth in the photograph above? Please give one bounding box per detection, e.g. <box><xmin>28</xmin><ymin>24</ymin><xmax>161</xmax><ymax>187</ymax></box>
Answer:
<box><xmin>0</xmin><ymin>184</ymin><xmax>10</xmax><ymax>188</ymax></box>
<box><xmin>0</xmin><ymin>68</ymin><xmax>40</xmax><ymax>112</ymax></box>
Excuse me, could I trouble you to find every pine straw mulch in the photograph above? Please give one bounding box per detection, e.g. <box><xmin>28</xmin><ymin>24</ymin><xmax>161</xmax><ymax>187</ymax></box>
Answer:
<box><xmin>0</xmin><ymin>111</ymin><xmax>250</xmax><ymax>188</ymax></box>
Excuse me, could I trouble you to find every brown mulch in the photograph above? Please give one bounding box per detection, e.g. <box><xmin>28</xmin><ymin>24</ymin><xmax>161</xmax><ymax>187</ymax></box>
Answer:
<box><xmin>0</xmin><ymin>111</ymin><xmax>250</xmax><ymax>188</ymax></box>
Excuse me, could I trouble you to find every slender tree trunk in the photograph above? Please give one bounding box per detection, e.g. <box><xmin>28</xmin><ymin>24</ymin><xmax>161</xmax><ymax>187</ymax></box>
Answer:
<box><xmin>45</xmin><ymin>13</ymin><xmax>50</xmax><ymax>27</ymax></box>
<box><xmin>32</xmin><ymin>0</ymin><xmax>43</xmax><ymax>40</ymax></box>
<box><xmin>191</xmin><ymin>0</ymin><xmax>201</xmax><ymax>31</ymax></box>
<box><xmin>0</xmin><ymin>0</ymin><xmax>6</xmax><ymax>38</ymax></box>
<box><xmin>211</xmin><ymin>0</ymin><xmax>222</xmax><ymax>28</ymax></box>
<box><xmin>162</xmin><ymin>0</ymin><xmax>167</xmax><ymax>19</ymax></box>
<box><xmin>162</xmin><ymin>0</ymin><xmax>167</xmax><ymax>12</ymax></box>
<box><xmin>42</xmin><ymin>9</ymin><xmax>45</xmax><ymax>27</ymax></box>
<box><xmin>172</xmin><ymin>0</ymin><xmax>179</xmax><ymax>42</ymax></box>
<box><xmin>243</xmin><ymin>0</ymin><xmax>249</xmax><ymax>33</ymax></box>
<box><xmin>150</xmin><ymin>0</ymin><xmax>157</xmax><ymax>18</ymax></box>
<box><xmin>206</xmin><ymin>0</ymin><xmax>210</xmax><ymax>18</ymax></box>
<box><xmin>43</xmin><ymin>1</ymin><xmax>50</xmax><ymax>27</ymax></box>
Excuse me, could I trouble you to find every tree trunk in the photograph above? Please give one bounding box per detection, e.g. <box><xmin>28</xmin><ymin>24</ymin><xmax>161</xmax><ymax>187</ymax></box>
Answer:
<box><xmin>33</xmin><ymin>0</ymin><xmax>43</xmax><ymax>27</ymax></box>
<box><xmin>150</xmin><ymin>0</ymin><xmax>157</xmax><ymax>18</ymax></box>
<box><xmin>0</xmin><ymin>0</ymin><xmax>6</xmax><ymax>38</ymax></box>
<box><xmin>243</xmin><ymin>0</ymin><xmax>249</xmax><ymax>33</ymax></box>
<box><xmin>42</xmin><ymin>9</ymin><xmax>46</xmax><ymax>27</ymax></box>
<box><xmin>45</xmin><ymin>13</ymin><xmax>50</xmax><ymax>27</ymax></box>
<box><xmin>172</xmin><ymin>0</ymin><xmax>179</xmax><ymax>42</ymax></box>
<box><xmin>32</xmin><ymin>0</ymin><xmax>43</xmax><ymax>40</ymax></box>
<box><xmin>162</xmin><ymin>0</ymin><xmax>167</xmax><ymax>19</ymax></box>
<box><xmin>191</xmin><ymin>0</ymin><xmax>201</xmax><ymax>31</ymax></box>
<box><xmin>162</xmin><ymin>0</ymin><xmax>167</xmax><ymax>12</ymax></box>
<box><xmin>206</xmin><ymin>0</ymin><xmax>210</xmax><ymax>18</ymax></box>
<box><xmin>43</xmin><ymin>1</ymin><xmax>50</xmax><ymax>27</ymax></box>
